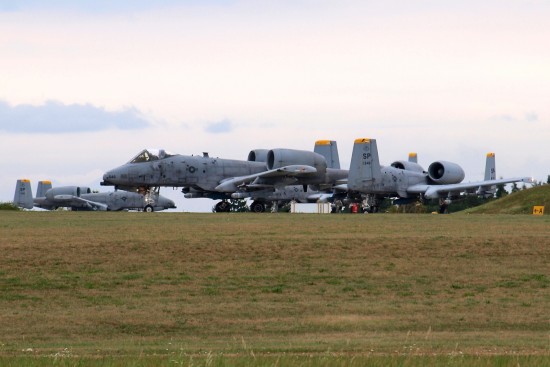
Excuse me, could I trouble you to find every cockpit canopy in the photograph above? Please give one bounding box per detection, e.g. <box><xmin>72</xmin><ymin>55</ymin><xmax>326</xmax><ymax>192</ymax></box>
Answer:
<box><xmin>128</xmin><ymin>149</ymin><xmax>174</xmax><ymax>163</ymax></box>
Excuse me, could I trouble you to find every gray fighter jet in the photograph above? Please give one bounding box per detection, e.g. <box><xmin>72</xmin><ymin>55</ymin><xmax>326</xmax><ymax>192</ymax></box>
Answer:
<box><xmin>14</xmin><ymin>179</ymin><xmax>176</xmax><ymax>212</ymax></box>
<box><xmin>346</xmin><ymin>138</ymin><xmax>531</xmax><ymax>213</ymax></box>
<box><xmin>101</xmin><ymin>141</ymin><xmax>348</xmax><ymax>212</ymax></box>
<box><xmin>242</xmin><ymin>184</ymin><xmax>336</xmax><ymax>213</ymax></box>
<box><xmin>233</xmin><ymin>140</ymin><xmax>341</xmax><ymax>212</ymax></box>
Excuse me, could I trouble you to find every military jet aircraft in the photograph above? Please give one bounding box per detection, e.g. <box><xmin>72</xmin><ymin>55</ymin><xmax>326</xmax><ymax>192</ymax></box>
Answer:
<box><xmin>101</xmin><ymin>141</ymin><xmax>348</xmax><ymax>212</ymax></box>
<box><xmin>346</xmin><ymin>138</ymin><xmax>531</xmax><ymax>213</ymax></box>
<box><xmin>240</xmin><ymin>184</ymin><xmax>336</xmax><ymax>213</ymax></box>
<box><xmin>231</xmin><ymin>140</ymin><xmax>341</xmax><ymax>212</ymax></box>
<box><xmin>14</xmin><ymin>179</ymin><xmax>176</xmax><ymax>212</ymax></box>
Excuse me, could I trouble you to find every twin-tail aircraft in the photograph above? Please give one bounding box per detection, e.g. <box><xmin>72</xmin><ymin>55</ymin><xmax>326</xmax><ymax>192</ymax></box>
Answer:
<box><xmin>14</xmin><ymin>179</ymin><xmax>176</xmax><ymax>212</ymax></box>
<box><xmin>346</xmin><ymin>138</ymin><xmax>531</xmax><ymax>213</ymax></box>
<box><xmin>101</xmin><ymin>141</ymin><xmax>347</xmax><ymax>212</ymax></box>
<box><xmin>231</xmin><ymin>140</ymin><xmax>341</xmax><ymax>212</ymax></box>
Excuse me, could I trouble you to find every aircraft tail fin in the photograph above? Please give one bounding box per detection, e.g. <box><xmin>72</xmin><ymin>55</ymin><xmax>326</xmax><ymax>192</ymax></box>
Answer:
<box><xmin>479</xmin><ymin>153</ymin><xmax>496</xmax><ymax>197</ymax></box>
<box><xmin>314</xmin><ymin>140</ymin><xmax>340</xmax><ymax>169</ymax></box>
<box><xmin>485</xmin><ymin>153</ymin><xmax>496</xmax><ymax>181</ymax></box>
<box><xmin>37</xmin><ymin>180</ymin><xmax>52</xmax><ymax>198</ymax></box>
<box><xmin>408</xmin><ymin>152</ymin><xmax>418</xmax><ymax>163</ymax></box>
<box><xmin>13</xmin><ymin>179</ymin><xmax>34</xmax><ymax>209</ymax></box>
<box><xmin>348</xmin><ymin>138</ymin><xmax>382</xmax><ymax>190</ymax></box>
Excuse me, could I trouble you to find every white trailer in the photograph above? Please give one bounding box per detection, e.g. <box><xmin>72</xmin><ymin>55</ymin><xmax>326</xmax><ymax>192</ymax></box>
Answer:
<box><xmin>290</xmin><ymin>202</ymin><xmax>332</xmax><ymax>214</ymax></box>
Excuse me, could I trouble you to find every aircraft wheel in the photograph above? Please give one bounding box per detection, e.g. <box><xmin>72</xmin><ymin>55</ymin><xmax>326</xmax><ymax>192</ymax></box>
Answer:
<box><xmin>250</xmin><ymin>201</ymin><xmax>265</xmax><ymax>213</ymax></box>
<box><xmin>144</xmin><ymin>205</ymin><xmax>154</xmax><ymax>212</ymax></box>
<box><xmin>215</xmin><ymin>201</ymin><xmax>230</xmax><ymax>213</ymax></box>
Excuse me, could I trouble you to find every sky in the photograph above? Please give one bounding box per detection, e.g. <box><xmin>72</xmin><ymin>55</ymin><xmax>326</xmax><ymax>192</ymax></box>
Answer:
<box><xmin>1</xmin><ymin>0</ymin><xmax>549</xmax><ymax>212</ymax></box>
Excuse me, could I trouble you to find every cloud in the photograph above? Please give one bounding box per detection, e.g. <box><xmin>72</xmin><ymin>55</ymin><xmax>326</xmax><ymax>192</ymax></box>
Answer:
<box><xmin>490</xmin><ymin>112</ymin><xmax>539</xmax><ymax>124</ymax></box>
<box><xmin>525</xmin><ymin>112</ymin><xmax>538</xmax><ymax>122</ymax></box>
<box><xmin>0</xmin><ymin>100</ymin><xmax>151</xmax><ymax>133</ymax></box>
<box><xmin>204</xmin><ymin>119</ymin><xmax>234</xmax><ymax>134</ymax></box>
<box><xmin>0</xmin><ymin>0</ymin><xmax>230</xmax><ymax>13</ymax></box>
<box><xmin>491</xmin><ymin>114</ymin><xmax>517</xmax><ymax>123</ymax></box>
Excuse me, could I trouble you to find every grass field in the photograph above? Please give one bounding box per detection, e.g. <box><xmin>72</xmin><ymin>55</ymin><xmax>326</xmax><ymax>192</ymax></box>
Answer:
<box><xmin>465</xmin><ymin>185</ymin><xmax>550</xmax><ymax>215</ymax></box>
<box><xmin>0</xmin><ymin>211</ymin><xmax>548</xmax><ymax>366</ymax></box>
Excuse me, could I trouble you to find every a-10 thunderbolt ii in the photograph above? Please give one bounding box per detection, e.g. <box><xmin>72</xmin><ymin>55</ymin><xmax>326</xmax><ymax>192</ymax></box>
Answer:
<box><xmin>14</xmin><ymin>179</ymin><xmax>176</xmax><ymax>212</ymax></box>
<box><xmin>228</xmin><ymin>140</ymin><xmax>341</xmax><ymax>212</ymax></box>
<box><xmin>101</xmin><ymin>141</ymin><xmax>348</xmax><ymax>212</ymax></box>
<box><xmin>346</xmin><ymin>138</ymin><xmax>532</xmax><ymax>213</ymax></box>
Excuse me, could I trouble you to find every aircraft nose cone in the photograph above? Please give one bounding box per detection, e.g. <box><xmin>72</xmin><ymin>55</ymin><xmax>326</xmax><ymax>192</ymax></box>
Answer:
<box><xmin>101</xmin><ymin>170</ymin><xmax>116</xmax><ymax>186</ymax></box>
<box><xmin>102</xmin><ymin>167</ymin><xmax>124</xmax><ymax>185</ymax></box>
<box><xmin>160</xmin><ymin>197</ymin><xmax>176</xmax><ymax>209</ymax></box>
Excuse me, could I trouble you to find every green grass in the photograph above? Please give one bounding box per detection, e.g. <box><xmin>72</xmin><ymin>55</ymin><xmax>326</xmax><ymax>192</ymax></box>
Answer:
<box><xmin>464</xmin><ymin>185</ymin><xmax>550</xmax><ymax>214</ymax></box>
<box><xmin>0</xmin><ymin>202</ymin><xmax>20</xmax><ymax>211</ymax></box>
<box><xmin>0</xmin><ymin>354</ymin><xmax>547</xmax><ymax>367</ymax></box>
<box><xmin>0</xmin><ymin>211</ymin><xmax>548</xmax><ymax>366</ymax></box>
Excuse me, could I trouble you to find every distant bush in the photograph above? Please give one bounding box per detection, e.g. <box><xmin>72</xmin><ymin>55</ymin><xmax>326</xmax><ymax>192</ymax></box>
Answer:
<box><xmin>0</xmin><ymin>202</ymin><xmax>21</xmax><ymax>211</ymax></box>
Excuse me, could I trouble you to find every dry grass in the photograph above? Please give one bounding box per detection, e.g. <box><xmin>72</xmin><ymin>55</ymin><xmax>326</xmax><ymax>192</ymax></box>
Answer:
<box><xmin>0</xmin><ymin>211</ymin><xmax>548</xmax><ymax>361</ymax></box>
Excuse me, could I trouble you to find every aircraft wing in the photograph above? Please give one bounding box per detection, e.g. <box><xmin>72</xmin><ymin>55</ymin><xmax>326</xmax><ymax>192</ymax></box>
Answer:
<box><xmin>53</xmin><ymin>195</ymin><xmax>109</xmax><ymax>211</ymax></box>
<box><xmin>215</xmin><ymin>165</ymin><xmax>318</xmax><ymax>192</ymax></box>
<box><xmin>407</xmin><ymin>177</ymin><xmax>532</xmax><ymax>199</ymax></box>
<box><xmin>306</xmin><ymin>193</ymin><xmax>333</xmax><ymax>202</ymax></box>
<box><xmin>332</xmin><ymin>177</ymin><xmax>349</xmax><ymax>192</ymax></box>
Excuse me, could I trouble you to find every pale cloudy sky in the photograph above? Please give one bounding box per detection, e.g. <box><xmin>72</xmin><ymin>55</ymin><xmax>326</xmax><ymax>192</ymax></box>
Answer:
<box><xmin>1</xmin><ymin>0</ymin><xmax>548</xmax><ymax>211</ymax></box>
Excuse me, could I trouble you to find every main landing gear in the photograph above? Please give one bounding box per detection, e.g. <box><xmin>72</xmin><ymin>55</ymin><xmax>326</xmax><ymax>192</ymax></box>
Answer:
<box><xmin>438</xmin><ymin>198</ymin><xmax>451</xmax><ymax>214</ymax></box>
<box><xmin>250</xmin><ymin>201</ymin><xmax>266</xmax><ymax>213</ymax></box>
<box><xmin>365</xmin><ymin>194</ymin><xmax>381</xmax><ymax>213</ymax></box>
<box><xmin>214</xmin><ymin>200</ymin><xmax>231</xmax><ymax>213</ymax></box>
<box><xmin>138</xmin><ymin>186</ymin><xmax>160</xmax><ymax>212</ymax></box>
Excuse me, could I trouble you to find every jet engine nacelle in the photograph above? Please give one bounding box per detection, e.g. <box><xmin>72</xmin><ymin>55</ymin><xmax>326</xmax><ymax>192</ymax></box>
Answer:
<box><xmin>45</xmin><ymin>186</ymin><xmax>91</xmax><ymax>200</ymax></box>
<box><xmin>427</xmin><ymin>161</ymin><xmax>465</xmax><ymax>184</ymax></box>
<box><xmin>247</xmin><ymin>149</ymin><xmax>269</xmax><ymax>163</ymax></box>
<box><xmin>390</xmin><ymin>161</ymin><xmax>425</xmax><ymax>173</ymax></box>
<box><xmin>267</xmin><ymin>149</ymin><xmax>327</xmax><ymax>172</ymax></box>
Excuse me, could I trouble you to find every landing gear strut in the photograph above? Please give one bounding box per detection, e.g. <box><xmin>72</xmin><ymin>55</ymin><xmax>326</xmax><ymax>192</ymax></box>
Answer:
<box><xmin>139</xmin><ymin>186</ymin><xmax>159</xmax><ymax>212</ymax></box>
<box><xmin>365</xmin><ymin>194</ymin><xmax>382</xmax><ymax>213</ymax></box>
<box><xmin>439</xmin><ymin>198</ymin><xmax>451</xmax><ymax>214</ymax></box>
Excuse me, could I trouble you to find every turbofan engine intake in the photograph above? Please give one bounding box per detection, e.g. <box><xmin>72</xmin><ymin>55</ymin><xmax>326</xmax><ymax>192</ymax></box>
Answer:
<box><xmin>390</xmin><ymin>161</ymin><xmax>425</xmax><ymax>173</ymax></box>
<box><xmin>247</xmin><ymin>149</ymin><xmax>269</xmax><ymax>163</ymax></box>
<box><xmin>427</xmin><ymin>161</ymin><xmax>465</xmax><ymax>184</ymax></box>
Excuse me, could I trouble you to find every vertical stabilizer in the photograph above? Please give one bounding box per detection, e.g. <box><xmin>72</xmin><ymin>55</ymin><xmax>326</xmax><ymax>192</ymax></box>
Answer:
<box><xmin>479</xmin><ymin>153</ymin><xmax>496</xmax><ymax>197</ymax></box>
<box><xmin>408</xmin><ymin>152</ymin><xmax>418</xmax><ymax>163</ymax></box>
<box><xmin>484</xmin><ymin>153</ymin><xmax>496</xmax><ymax>181</ymax></box>
<box><xmin>314</xmin><ymin>140</ymin><xmax>340</xmax><ymax>169</ymax></box>
<box><xmin>14</xmin><ymin>179</ymin><xmax>34</xmax><ymax>209</ymax></box>
<box><xmin>348</xmin><ymin>138</ymin><xmax>382</xmax><ymax>191</ymax></box>
<box><xmin>37</xmin><ymin>180</ymin><xmax>52</xmax><ymax>198</ymax></box>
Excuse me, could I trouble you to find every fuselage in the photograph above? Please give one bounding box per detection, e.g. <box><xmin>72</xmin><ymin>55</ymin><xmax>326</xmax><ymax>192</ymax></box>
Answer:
<box><xmin>34</xmin><ymin>191</ymin><xmax>175</xmax><ymax>211</ymax></box>
<box><xmin>350</xmin><ymin>165</ymin><xmax>428</xmax><ymax>198</ymax></box>
<box><xmin>102</xmin><ymin>153</ymin><xmax>267</xmax><ymax>192</ymax></box>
